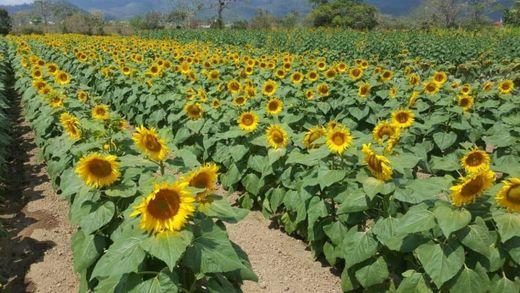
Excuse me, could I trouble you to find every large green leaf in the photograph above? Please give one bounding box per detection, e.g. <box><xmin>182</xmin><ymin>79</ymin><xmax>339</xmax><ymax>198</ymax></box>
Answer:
<box><xmin>141</xmin><ymin>229</ymin><xmax>193</xmax><ymax>271</ymax></box>
<box><xmin>433</xmin><ymin>132</ymin><xmax>457</xmax><ymax>151</ymax></box>
<box><xmin>131</xmin><ymin>270</ymin><xmax>179</xmax><ymax>293</ymax></box>
<box><xmin>446</xmin><ymin>266</ymin><xmax>490</xmax><ymax>293</ymax></box>
<box><xmin>354</xmin><ymin>257</ymin><xmax>389</xmax><ymax>288</ymax></box>
<box><xmin>415</xmin><ymin>241</ymin><xmax>465</xmax><ymax>288</ymax></box>
<box><xmin>341</xmin><ymin>230</ymin><xmax>379</xmax><ymax>268</ymax></box>
<box><xmin>433</xmin><ymin>205</ymin><xmax>471</xmax><ymax>238</ymax></box>
<box><xmin>397</xmin><ymin>271</ymin><xmax>432</xmax><ymax>293</ymax></box>
<box><xmin>396</xmin><ymin>203</ymin><xmax>436</xmax><ymax>234</ymax></box>
<box><xmin>493</xmin><ymin>211</ymin><xmax>520</xmax><ymax>242</ymax></box>
<box><xmin>394</xmin><ymin>177</ymin><xmax>451</xmax><ymax>204</ymax></box>
<box><xmin>79</xmin><ymin>201</ymin><xmax>116</xmax><ymax>234</ymax></box>
<box><xmin>71</xmin><ymin>230</ymin><xmax>106</xmax><ymax>273</ymax></box>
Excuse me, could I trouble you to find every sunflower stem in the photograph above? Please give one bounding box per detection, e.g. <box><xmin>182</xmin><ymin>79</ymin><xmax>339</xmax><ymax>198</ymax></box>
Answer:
<box><xmin>159</xmin><ymin>160</ymin><xmax>165</xmax><ymax>176</ymax></box>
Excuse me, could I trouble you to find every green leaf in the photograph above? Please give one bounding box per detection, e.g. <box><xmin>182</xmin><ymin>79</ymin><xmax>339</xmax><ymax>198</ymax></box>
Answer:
<box><xmin>362</xmin><ymin>177</ymin><xmax>384</xmax><ymax>199</ymax></box>
<box><xmin>396</xmin><ymin>203</ymin><xmax>436</xmax><ymax>234</ymax></box>
<box><xmin>342</xmin><ymin>230</ymin><xmax>379</xmax><ymax>268</ymax></box>
<box><xmin>91</xmin><ymin>232</ymin><xmax>147</xmax><ymax>279</ymax></box>
<box><xmin>141</xmin><ymin>230</ymin><xmax>193</xmax><ymax>271</ymax></box>
<box><xmin>323</xmin><ymin>221</ymin><xmax>349</xmax><ymax>246</ymax></box>
<box><xmin>337</xmin><ymin>188</ymin><xmax>369</xmax><ymax>213</ymax></box>
<box><xmin>221</xmin><ymin>164</ymin><xmax>241</xmax><ymax>187</ymax></box>
<box><xmin>71</xmin><ymin>230</ymin><xmax>106</xmax><ymax>272</ymax></box>
<box><xmin>200</xmin><ymin>195</ymin><xmax>249</xmax><ymax>223</ymax></box>
<box><xmin>457</xmin><ymin>219</ymin><xmax>493</xmax><ymax>256</ymax></box>
<box><xmin>493</xmin><ymin>211</ymin><xmax>520</xmax><ymax>242</ymax></box>
<box><xmin>394</xmin><ymin>177</ymin><xmax>450</xmax><ymax>204</ymax></box>
<box><xmin>397</xmin><ymin>271</ymin><xmax>432</xmax><ymax>293</ymax></box>
<box><xmin>242</xmin><ymin>173</ymin><xmax>263</xmax><ymax>195</ymax></box>
<box><xmin>433</xmin><ymin>132</ymin><xmax>457</xmax><ymax>151</ymax></box>
<box><xmin>433</xmin><ymin>205</ymin><xmax>471</xmax><ymax>238</ymax></box>
<box><xmin>354</xmin><ymin>257</ymin><xmax>389</xmax><ymax>288</ymax></box>
<box><xmin>307</xmin><ymin>196</ymin><xmax>328</xmax><ymax>241</ymax></box>
<box><xmin>183</xmin><ymin>219</ymin><xmax>256</xmax><ymax>281</ymax></box>
<box><xmin>447</xmin><ymin>266</ymin><xmax>490</xmax><ymax>293</ymax></box>
<box><xmin>491</xmin><ymin>276</ymin><xmax>520</xmax><ymax>293</ymax></box>
<box><xmin>318</xmin><ymin>169</ymin><xmax>346</xmax><ymax>189</ymax></box>
<box><xmin>105</xmin><ymin>180</ymin><xmax>138</xmax><ymax>198</ymax></box>
<box><xmin>415</xmin><ymin>241</ymin><xmax>465</xmax><ymax>288</ymax></box>
<box><xmin>79</xmin><ymin>201</ymin><xmax>116</xmax><ymax>234</ymax></box>
<box><xmin>132</xmin><ymin>270</ymin><xmax>179</xmax><ymax>293</ymax></box>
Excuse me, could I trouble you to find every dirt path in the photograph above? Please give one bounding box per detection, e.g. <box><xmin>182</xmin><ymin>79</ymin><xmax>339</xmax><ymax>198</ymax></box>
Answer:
<box><xmin>0</xmin><ymin>96</ymin><xmax>78</xmax><ymax>293</ymax></box>
<box><xmin>227</xmin><ymin>212</ymin><xmax>342</xmax><ymax>293</ymax></box>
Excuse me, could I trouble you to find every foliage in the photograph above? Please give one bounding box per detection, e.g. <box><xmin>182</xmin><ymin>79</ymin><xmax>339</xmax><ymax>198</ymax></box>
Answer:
<box><xmin>0</xmin><ymin>39</ymin><xmax>10</xmax><ymax>238</ymax></box>
<box><xmin>505</xmin><ymin>0</ymin><xmax>520</xmax><ymax>26</ymax></box>
<box><xmin>309</xmin><ymin>0</ymin><xmax>378</xmax><ymax>29</ymax></box>
<box><xmin>5</xmin><ymin>28</ymin><xmax>520</xmax><ymax>291</ymax></box>
<box><xmin>0</xmin><ymin>9</ymin><xmax>11</xmax><ymax>35</ymax></box>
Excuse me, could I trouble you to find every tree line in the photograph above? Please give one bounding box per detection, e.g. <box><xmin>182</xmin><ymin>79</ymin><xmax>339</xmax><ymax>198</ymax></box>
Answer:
<box><xmin>1</xmin><ymin>0</ymin><xmax>520</xmax><ymax>35</ymax></box>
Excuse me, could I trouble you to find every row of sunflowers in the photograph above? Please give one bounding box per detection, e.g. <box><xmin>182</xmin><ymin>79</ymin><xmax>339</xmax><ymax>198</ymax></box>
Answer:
<box><xmin>6</xmin><ymin>36</ymin><xmax>258</xmax><ymax>292</ymax></box>
<box><xmin>0</xmin><ymin>39</ymin><xmax>10</xmax><ymax>238</ymax></box>
<box><xmin>7</xmin><ymin>32</ymin><xmax>520</xmax><ymax>292</ymax></box>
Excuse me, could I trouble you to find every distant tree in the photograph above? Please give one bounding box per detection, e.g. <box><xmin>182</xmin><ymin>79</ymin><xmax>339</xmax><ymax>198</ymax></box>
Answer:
<box><xmin>250</xmin><ymin>9</ymin><xmax>277</xmax><ymax>30</ymax></box>
<box><xmin>167</xmin><ymin>0</ymin><xmax>203</xmax><ymax>27</ymax></box>
<box><xmin>279</xmin><ymin>10</ymin><xmax>301</xmax><ymax>28</ymax></box>
<box><xmin>166</xmin><ymin>10</ymin><xmax>189</xmax><ymax>28</ymax></box>
<box><xmin>417</xmin><ymin>0</ymin><xmax>466</xmax><ymax>28</ymax></box>
<box><xmin>129</xmin><ymin>12</ymin><xmax>164</xmax><ymax>31</ymax></box>
<box><xmin>309</xmin><ymin>0</ymin><xmax>378</xmax><ymax>30</ymax></box>
<box><xmin>505</xmin><ymin>0</ymin><xmax>520</xmax><ymax>26</ymax></box>
<box><xmin>213</xmin><ymin>0</ymin><xmax>239</xmax><ymax>29</ymax></box>
<box><xmin>464</xmin><ymin>0</ymin><xmax>501</xmax><ymax>26</ymax></box>
<box><xmin>231</xmin><ymin>20</ymin><xmax>249</xmax><ymax>29</ymax></box>
<box><xmin>0</xmin><ymin>9</ymin><xmax>12</xmax><ymax>35</ymax></box>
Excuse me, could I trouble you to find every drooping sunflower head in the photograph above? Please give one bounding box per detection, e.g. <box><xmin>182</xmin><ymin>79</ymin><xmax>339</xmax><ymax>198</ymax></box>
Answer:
<box><xmin>326</xmin><ymin>126</ymin><xmax>353</xmax><ymax>155</ymax></box>
<box><xmin>408</xmin><ymin>91</ymin><xmax>419</xmax><ymax>106</ymax></box>
<box><xmin>262</xmin><ymin>79</ymin><xmax>278</xmax><ymax>97</ymax></box>
<box><xmin>498</xmin><ymin>80</ymin><xmax>514</xmax><ymax>95</ymax></box>
<box><xmin>391</xmin><ymin>109</ymin><xmax>415</xmax><ymax>128</ymax></box>
<box><xmin>458</xmin><ymin>95</ymin><xmax>474</xmax><ymax>112</ymax></box>
<box><xmin>303</xmin><ymin>126</ymin><xmax>326</xmax><ymax>149</ymax></box>
<box><xmin>495</xmin><ymin>178</ymin><xmax>520</xmax><ymax>212</ymax></box>
<box><xmin>432</xmin><ymin>71</ymin><xmax>448</xmax><ymax>85</ymax></box>
<box><xmin>358</xmin><ymin>82</ymin><xmax>370</xmax><ymax>98</ymax></box>
<box><xmin>266</xmin><ymin>98</ymin><xmax>283</xmax><ymax>115</ymax></box>
<box><xmin>450</xmin><ymin>169</ymin><xmax>495</xmax><ymax>207</ymax></box>
<box><xmin>409</xmin><ymin>73</ymin><xmax>421</xmax><ymax>86</ymax></box>
<box><xmin>373</xmin><ymin>120</ymin><xmax>400</xmax><ymax>144</ymax></box>
<box><xmin>184</xmin><ymin>163</ymin><xmax>219</xmax><ymax>203</ymax></box>
<box><xmin>133</xmin><ymin>125</ymin><xmax>169</xmax><ymax>161</ymax></box>
<box><xmin>92</xmin><ymin>104</ymin><xmax>110</xmax><ymax>120</ymax></box>
<box><xmin>266</xmin><ymin>124</ymin><xmax>288</xmax><ymax>149</ymax></box>
<box><xmin>60</xmin><ymin>112</ymin><xmax>81</xmax><ymax>141</ymax></box>
<box><xmin>184</xmin><ymin>102</ymin><xmax>204</xmax><ymax>120</ymax></box>
<box><xmin>317</xmin><ymin>83</ymin><xmax>330</xmax><ymax>97</ymax></box>
<box><xmin>130</xmin><ymin>181</ymin><xmax>195</xmax><ymax>234</ymax></box>
<box><xmin>482</xmin><ymin>81</ymin><xmax>493</xmax><ymax>92</ymax></box>
<box><xmin>211</xmin><ymin>98</ymin><xmax>221</xmax><ymax>109</ymax></box>
<box><xmin>460</xmin><ymin>148</ymin><xmax>490</xmax><ymax>174</ymax></box>
<box><xmin>362</xmin><ymin>144</ymin><xmax>393</xmax><ymax>181</ymax></box>
<box><xmin>238</xmin><ymin>111</ymin><xmax>259</xmax><ymax>132</ymax></box>
<box><xmin>75</xmin><ymin>153</ymin><xmax>120</xmax><ymax>188</ymax></box>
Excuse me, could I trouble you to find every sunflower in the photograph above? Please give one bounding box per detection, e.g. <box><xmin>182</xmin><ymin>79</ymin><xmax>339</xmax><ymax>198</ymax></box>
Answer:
<box><xmin>266</xmin><ymin>124</ymin><xmax>288</xmax><ymax>149</ymax></box>
<box><xmin>291</xmin><ymin>71</ymin><xmax>304</xmax><ymax>84</ymax></box>
<box><xmin>432</xmin><ymin>71</ymin><xmax>448</xmax><ymax>85</ymax></box>
<box><xmin>130</xmin><ymin>181</ymin><xmax>195</xmax><ymax>234</ymax></box>
<box><xmin>349</xmin><ymin>67</ymin><xmax>363</xmax><ymax>80</ymax></box>
<box><xmin>185</xmin><ymin>102</ymin><xmax>203</xmax><ymax>120</ymax></box>
<box><xmin>275</xmin><ymin>68</ymin><xmax>286</xmax><ymax>79</ymax></box>
<box><xmin>307</xmin><ymin>71</ymin><xmax>319</xmax><ymax>82</ymax></box>
<box><xmin>75</xmin><ymin>153</ymin><xmax>120</xmax><ymax>188</ymax></box>
<box><xmin>482</xmin><ymin>81</ymin><xmax>493</xmax><ymax>92</ymax></box>
<box><xmin>77</xmin><ymin>90</ymin><xmax>88</xmax><ymax>103</ymax></box>
<box><xmin>458</xmin><ymin>95</ymin><xmax>474</xmax><ymax>112</ymax></box>
<box><xmin>238</xmin><ymin>112</ymin><xmax>259</xmax><ymax>132</ymax></box>
<box><xmin>408</xmin><ymin>91</ymin><xmax>419</xmax><ymax>107</ymax></box>
<box><xmin>211</xmin><ymin>98</ymin><xmax>221</xmax><ymax>109</ymax></box>
<box><xmin>55</xmin><ymin>71</ymin><xmax>70</xmax><ymax>85</ymax></box>
<box><xmin>60</xmin><ymin>112</ymin><xmax>81</xmax><ymax>141</ymax></box>
<box><xmin>262</xmin><ymin>80</ymin><xmax>278</xmax><ymax>97</ymax></box>
<box><xmin>46</xmin><ymin>63</ymin><xmax>58</xmax><ymax>74</ymax></box>
<box><xmin>49</xmin><ymin>95</ymin><xmax>64</xmax><ymax>108</ymax></box>
<box><xmin>227</xmin><ymin>79</ymin><xmax>241</xmax><ymax>95</ymax></box>
<box><xmin>450</xmin><ymin>170</ymin><xmax>495</xmax><ymax>207</ymax></box>
<box><xmin>31</xmin><ymin>68</ymin><xmax>43</xmax><ymax>79</ymax></box>
<box><xmin>317</xmin><ymin>83</ymin><xmax>330</xmax><ymax>97</ymax></box>
<box><xmin>327</xmin><ymin>120</ymin><xmax>339</xmax><ymax>130</ymax></box>
<box><xmin>208</xmin><ymin>70</ymin><xmax>220</xmax><ymax>80</ymax></box>
<box><xmin>391</xmin><ymin>109</ymin><xmax>415</xmax><ymax>128</ymax></box>
<box><xmin>305</xmin><ymin>89</ymin><xmax>315</xmax><ymax>100</ymax></box>
<box><xmin>133</xmin><ymin>126</ymin><xmax>169</xmax><ymax>161</ymax></box>
<box><xmin>326</xmin><ymin>126</ymin><xmax>353</xmax><ymax>155</ymax></box>
<box><xmin>409</xmin><ymin>73</ymin><xmax>421</xmax><ymax>86</ymax></box>
<box><xmin>336</xmin><ymin>62</ymin><xmax>348</xmax><ymax>73</ymax></box>
<box><xmin>460</xmin><ymin>148</ymin><xmax>490</xmax><ymax>174</ymax></box>
<box><xmin>495</xmin><ymin>178</ymin><xmax>520</xmax><ymax>212</ymax></box>
<box><xmin>358</xmin><ymin>82</ymin><xmax>371</xmax><ymax>98</ymax></box>
<box><xmin>325</xmin><ymin>68</ymin><xmax>337</xmax><ymax>79</ymax></box>
<box><xmin>148</xmin><ymin>64</ymin><xmax>162</xmax><ymax>77</ymax></box>
<box><xmin>92</xmin><ymin>104</ymin><xmax>110</xmax><ymax>120</ymax></box>
<box><xmin>266</xmin><ymin>98</ymin><xmax>283</xmax><ymax>115</ymax></box>
<box><xmin>498</xmin><ymin>80</ymin><xmax>514</xmax><ymax>95</ymax></box>
<box><xmin>373</xmin><ymin>120</ymin><xmax>400</xmax><ymax>145</ymax></box>
<box><xmin>184</xmin><ymin>163</ymin><xmax>219</xmax><ymax>203</ymax></box>
<box><xmin>424</xmin><ymin>81</ymin><xmax>440</xmax><ymax>95</ymax></box>
<box><xmin>460</xmin><ymin>84</ymin><xmax>472</xmax><ymax>95</ymax></box>
<box><xmin>362</xmin><ymin>144</ymin><xmax>393</xmax><ymax>181</ymax></box>
<box><xmin>380</xmin><ymin>70</ymin><xmax>394</xmax><ymax>82</ymax></box>
<box><xmin>303</xmin><ymin>126</ymin><xmax>326</xmax><ymax>149</ymax></box>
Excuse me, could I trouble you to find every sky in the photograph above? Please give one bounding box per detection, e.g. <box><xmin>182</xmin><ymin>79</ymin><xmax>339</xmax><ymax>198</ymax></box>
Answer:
<box><xmin>0</xmin><ymin>0</ymin><xmax>32</xmax><ymax>5</ymax></box>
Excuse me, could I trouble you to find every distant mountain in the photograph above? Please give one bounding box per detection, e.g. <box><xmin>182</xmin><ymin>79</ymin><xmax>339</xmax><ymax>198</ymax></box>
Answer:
<box><xmin>0</xmin><ymin>0</ymin><xmax>515</xmax><ymax>21</ymax></box>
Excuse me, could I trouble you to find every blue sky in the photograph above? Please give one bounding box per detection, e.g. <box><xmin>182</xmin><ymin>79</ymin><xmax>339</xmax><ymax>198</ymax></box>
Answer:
<box><xmin>0</xmin><ymin>0</ymin><xmax>32</xmax><ymax>5</ymax></box>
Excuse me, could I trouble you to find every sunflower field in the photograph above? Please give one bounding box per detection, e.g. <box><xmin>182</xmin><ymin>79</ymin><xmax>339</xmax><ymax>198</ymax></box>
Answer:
<box><xmin>4</xmin><ymin>29</ymin><xmax>520</xmax><ymax>292</ymax></box>
<box><xmin>0</xmin><ymin>39</ymin><xmax>10</xmax><ymax>238</ymax></box>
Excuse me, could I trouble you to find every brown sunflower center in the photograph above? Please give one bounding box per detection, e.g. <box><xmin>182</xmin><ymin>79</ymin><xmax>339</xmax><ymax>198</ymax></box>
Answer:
<box><xmin>352</xmin><ymin>69</ymin><xmax>360</xmax><ymax>77</ymax></box>
<box><xmin>308</xmin><ymin>131</ymin><xmax>322</xmax><ymax>143</ymax></box>
<box><xmin>147</xmin><ymin>189</ymin><xmax>180</xmax><ymax>220</ymax></box>
<box><xmin>271</xmin><ymin>130</ymin><xmax>284</xmax><ymax>144</ymax></box>
<box><xmin>236</xmin><ymin>97</ymin><xmax>245</xmax><ymax>105</ymax></box>
<box><xmin>360</xmin><ymin>86</ymin><xmax>368</xmax><ymax>95</ymax></box>
<box><xmin>396</xmin><ymin>113</ymin><xmax>409</xmax><ymax>123</ymax></box>
<box><xmin>189</xmin><ymin>106</ymin><xmax>201</xmax><ymax>116</ymax></box>
<box><xmin>459</xmin><ymin>98</ymin><xmax>470</xmax><ymax>107</ymax></box>
<box><xmin>144</xmin><ymin>134</ymin><xmax>162</xmax><ymax>152</ymax></box>
<box><xmin>460</xmin><ymin>175</ymin><xmax>484</xmax><ymax>198</ymax></box>
<box><xmin>506</xmin><ymin>185</ymin><xmax>520</xmax><ymax>203</ymax></box>
<box><xmin>502</xmin><ymin>83</ymin><xmax>510</xmax><ymax>90</ymax></box>
<box><xmin>332</xmin><ymin>132</ymin><xmax>345</xmax><ymax>146</ymax></box>
<box><xmin>231</xmin><ymin>82</ymin><xmax>240</xmax><ymax>91</ymax></box>
<box><xmin>368</xmin><ymin>155</ymin><xmax>383</xmax><ymax>173</ymax></box>
<box><xmin>378</xmin><ymin>126</ymin><xmax>395</xmax><ymax>139</ymax></box>
<box><xmin>265</xmin><ymin>84</ymin><xmax>274</xmax><ymax>93</ymax></box>
<box><xmin>435</xmin><ymin>74</ymin><xmax>443</xmax><ymax>82</ymax></box>
<box><xmin>426</xmin><ymin>83</ymin><xmax>436</xmax><ymax>92</ymax></box>
<box><xmin>242</xmin><ymin>115</ymin><xmax>254</xmax><ymax>126</ymax></box>
<box><xmin>190</xmin><ymin>172</ymin><xmax>211</xmax><ymax>189</ymax></box>
<box><xmin>465</xmin><ymin>152</ymin><xmax>483</xmax><ymax>166</ymax></box>
<box><xmin>87</xmin><ymin>158</ymin><xmax>113</xmax><ymax>178</ymax></box>
<box><xmin>96</xmin><ymin>108</ymin><xmax>106</xmax><ymax>115</ymax></box>
<box><xmin>268</xmin><ymin>101</ymin><xmax>279</xmax><ymax>111</ymax></box>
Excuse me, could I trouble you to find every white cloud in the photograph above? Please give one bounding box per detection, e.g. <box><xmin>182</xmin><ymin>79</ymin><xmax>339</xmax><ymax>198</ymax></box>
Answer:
<box><xmin>0</xmin><ymin>0</ymin><xmax>33</xmax><ymax>5</ymax></box>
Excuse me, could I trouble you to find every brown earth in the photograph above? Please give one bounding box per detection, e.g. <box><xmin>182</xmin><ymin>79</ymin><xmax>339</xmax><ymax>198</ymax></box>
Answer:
<box><xmin>0</xmin><ymin>96</ymin><xmax>341</xmax><ymax>293</ymax></box>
